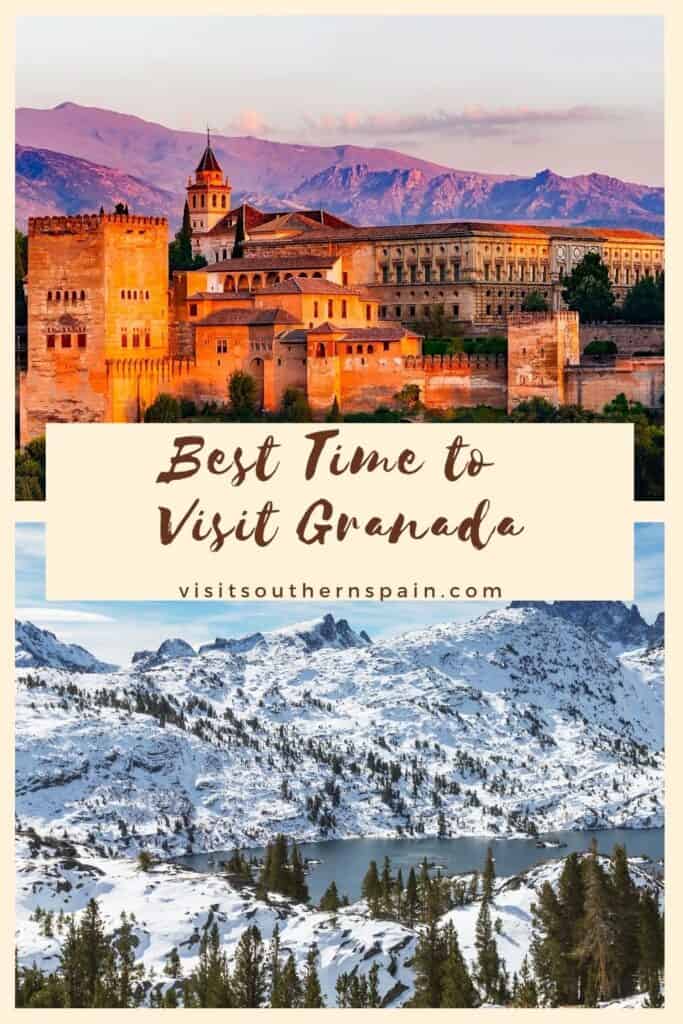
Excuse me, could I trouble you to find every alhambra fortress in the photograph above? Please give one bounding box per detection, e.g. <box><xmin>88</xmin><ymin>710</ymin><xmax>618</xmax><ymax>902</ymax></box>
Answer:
<box><xmin>19</xmin><ymin>138</ymin><xmax>665</xmax><ymax>443</ymax></box>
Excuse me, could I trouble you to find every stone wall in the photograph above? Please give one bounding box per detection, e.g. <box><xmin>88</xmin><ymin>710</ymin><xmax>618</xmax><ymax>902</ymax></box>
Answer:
<box><xmin>565</xmin><ymin>358</ymin><xmax>664</xmax><ymax>411</ymax></box>
<box><xmin>579</xmin><ymin>323</ymin><xmax>664</xmax><ymax>356</ymax></box>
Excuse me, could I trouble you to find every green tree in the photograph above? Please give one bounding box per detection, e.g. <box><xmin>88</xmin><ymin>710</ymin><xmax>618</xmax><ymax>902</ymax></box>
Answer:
<box><xmin>169</xmin><ymin>201</ymin><xmax>208</xmax><ymax>273</ymax></box>
<box><xmin>621</xmin><ymin>273</ymin><xmax>664</xmax><ymax>324</ymax></box>
<box><xmin>280</xmin><ymin>388</ymin><xmax>311</xmax><ymax>422</ymax></box>
<box><xmin>319</xmin><ymin>880</ymin><xmax>341</xmax><ymax>913</ymax></box>
<box><xmin>362</xmin><ymin>860</ymin><xmax>382</xmax><ymax>916</ymax></box>
<box><xmin>521</xmin><ymin>290</ymin><xmax>549</xmax><ymax>313</ymax></box>
<box><xmin>440</xmin><ymin>920</ymin><xmax>478</xmax><ymax>1007</ymax></box>
<box><xmin>610</xmin><ymin>845</ymin><xmax>640</xmax><ymax>998</ymax></box>
<box><xmin>394</xmin><ymin>383</ymin><xmax>423</xmax><ymax>417</ymax></box>
<box><xmin>411</xmin><ymin>918</ymin><xmax>447</xmax><ymax>1007</ymax></box>
<box><xmin>231</xmin><ymin>925</ymin><xmax>266</xmax><ymax>1008</ymax></box>
<box><xmin>16</xmin><ymin>436</ymin><xmax>46</xmax><ymax>500</ymax></box>
<box><xmin>15</xmin><ymin>229</ymin><xmax>28</xmax><ymax>327</ymax></box>
<box><xmin>143</xmin><ymin>394</ymin><xmax>181</xmax><ymax>423</ymax></box>
<box><xmin>278</xmin><ymin>953</ymin><xmax>303</xmax><ymax>1008</ymax></box>
<box><xmin>474</xmin><ymin>896</ymin><xmax>501</xmax><ymax>1002</ymax></box>
<box><xmin>513</xmin><ymin>956</ymin><xmax>538</xmax><ymax>1007</ymax></box>
<box><xmin>561</xmin><ymin>252</ymin><xmax>615</xmax><ymax>322</ymax></box>
<box><xmin>228</xmin><ymin>370</ymin><xmax>259</xmax><ymax>419</ymax></box>
<box><xmin>302</xmin><ymin>945</ymin><xmax>325</xmax><ymax>1007</ymax></box>
<box><xmin>576</xmin><ymin>850</ymin><xmax>616</xmax><ymax>1004</ymax></box>
<box><xmin>482</xmin><ymin>846</ymin><xmax>496</xmax><ymax>903</ymax></box>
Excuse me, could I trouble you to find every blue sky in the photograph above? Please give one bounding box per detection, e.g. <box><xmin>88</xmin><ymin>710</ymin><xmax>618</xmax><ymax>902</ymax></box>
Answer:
<box><xmin>15</xmin><ymin>523</ymin><xmax>664</xmax><ymax>664</ymax></box>
<box><xmin>15</xmin><ymin>15</ymin><xmax>663</xmax><ymax>184</ymax></box>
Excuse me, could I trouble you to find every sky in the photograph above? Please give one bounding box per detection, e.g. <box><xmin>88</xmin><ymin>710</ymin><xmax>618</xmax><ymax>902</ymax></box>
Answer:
<box><xmin>15</xmin><ymin>523</ymin><xmax>664</xmax><ymax>664</ymax></box>
<box><xmin>15</xmin><ymin>15</ymin><xmax>664</xmax><ymax>185</ymax></box>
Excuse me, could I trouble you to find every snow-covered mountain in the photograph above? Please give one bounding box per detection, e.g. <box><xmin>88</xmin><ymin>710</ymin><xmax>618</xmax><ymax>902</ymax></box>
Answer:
<box><xmin>14</xmin><ymin>606</ymin><xmax>663</xmax><ymax>858</ymax></box>
<box><xmin>510</xmin><ymin>601</ymin><xmax>663</xmax><ymax>648</ymax></box>
<box><xmin>15</xmin><ymin>619</ymin><xmax>117</xmax><ymax>673</ymax></box>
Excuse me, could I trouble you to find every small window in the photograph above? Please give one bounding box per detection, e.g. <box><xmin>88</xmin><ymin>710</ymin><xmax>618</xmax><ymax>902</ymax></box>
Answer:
<box><xmin>356</xmin><ymin>344</ymin><xmax>363</xmax><ymax>354</ymax></box>
<box><xmin>383</xmin><ymin>341</ymin><xmax>390</xmax><ymax>352</ymax></box>
<box><xmin>212</xmin><ymin>194</ymin><xmax>217</xmax><ymax>207</ymax></box>
<box><xmin>121</xmin><ymin>289</ymin><xmax>125</xmax><ymax>299</ymax></box>
<box><xmin>190</xmin><ymin>303</ymin><xmax>198</xmax><ymax>317</ymax></box>
<box><xmin>145</xmin><ymin>290</ymin><xmax>149</xmax><ymax>300</ymax></box>
<box><xmin>46</xmin><ymin>336</ymin><xmax>55</xmax><ymax>349</ymax></box>
<box><xmin>366</xmin><ymin>305</ymin><xmax>371</xmax><ymax>321</ymax></box>
<box><xmin>72</xmin><ymin>291</ymin><xmax>77</xmax><ymax>302</ymax></box>
<box><xmin>346</xmin><ymin>345</ymin><xmax>352</xmax><ymax>354</ymax></box>
<box><xmin>341</xmin><ymin>300</ymin><xmax>347</xmax><ymax>319</ymax></box>
<box><xmin>342</xmin><ymin>272</ymin><xmax>348</xmax><ymax>286</ymax></box>
<box><xmin>77</xmin><ymin>333</ymin><xmax>87</xmax><ymax>349</ymax></box>
<box><xmin>221</xmin><ymin>196</ymin><xmax>226</xmax><ymax>208</ymax></box>
<box><xmin>134</xmin><ymin>290</ymin><xmax>138</xmax><ymax>300</ymax></box>
<box><xmin>132</xmin><ymin>331</ymin><xmax>140</xmax><ymax>348</ymax></box>
<box><xmin>80</xmin><ymin>290</ymin><xmax>86</xmax><ymax>301</ymax></box>
<box><xmin>47</xmin><ymin>291</ymin><xmax>52</xmax><ymax>302</ymax></box>
<box><xmin>395</xmin><ymin>305</ymin><xmax>401</xmax><ymax>316</ymax></box>
<box><xmin>55</xmin><ymin>291</ymin><xmax>61</xmax><ymax>302</ymax></box>
<box><xmin>127</xmin><ymin>290</ymin><xmax>132</xmax><ymax>299</ymax></box>
<box><xmin>61</xmin><ymin>334</ymin><xmax>71</xmax><ymax>348</ymax></box>
<box><xmin>121</xmin><ymin>333</ymin><xmax>128</xmax><ymax>348</ymax></box>
<box><xmin>367</xmin><ymin>344</ymin><xmax>374</xmax><ymax>354</ymax></box>
<box><xmin>313</xmin><ymin>301</ymin><xmax>319</xmax><ymax>317</ymax></box>
<box><xmin>192</xmin><ymin>195</ymin><xmax>197</xmax><ymax>208</ymax></box>
<box><xmin>145</xmin><ymin>331</ymin><xmax>151</xmax><ymax>348</ymax></box>
<box><xmin>327</xmin><ymin>300</ymin><xmax>334</xmax><ymax>317</ymax></box>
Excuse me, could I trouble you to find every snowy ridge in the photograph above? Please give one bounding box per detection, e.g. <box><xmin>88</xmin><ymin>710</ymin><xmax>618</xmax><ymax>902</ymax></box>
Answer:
<box><xmin>15</xmin><ymin>607</ymin><xmax>663</xmax><ymax>857</ymax></box>
<box><xmin>15</xmin><ymin>620</ymin><xmax>117</xmax><ymax>673</ymax></box>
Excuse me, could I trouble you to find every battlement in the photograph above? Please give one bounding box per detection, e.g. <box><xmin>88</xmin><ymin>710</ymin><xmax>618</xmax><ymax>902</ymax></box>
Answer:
<box><xmin>508</xmin><ymin>311</ymin><xmax>579</xmax><ymax>326</ymax></box>
<box><xmin>404</xmin><ymin>353</ymin><xmax>506</xmax><ymax>371</ymax></box>
<box><xmin>28</xmin><ymin>213</ymin><xmax>168</xmax><ymax>236</ymax></box>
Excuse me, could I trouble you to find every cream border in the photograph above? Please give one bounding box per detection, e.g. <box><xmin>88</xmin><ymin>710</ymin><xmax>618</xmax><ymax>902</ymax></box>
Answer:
<box><xmin>1</xmin><ymin>2</ymin><xmax>677</xmax><ymax>1020</ymax></box>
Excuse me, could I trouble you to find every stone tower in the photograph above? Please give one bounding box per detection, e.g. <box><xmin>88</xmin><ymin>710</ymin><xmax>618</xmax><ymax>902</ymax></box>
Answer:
<box><xmin>186</xmin><ymin>131</ymin><xmax>232</xmax><ymax>241</ymax></box>
<box><xmin>506</xmin><ymin>311</ymin><xmax>580</xmax><ymax>412</ymax></box>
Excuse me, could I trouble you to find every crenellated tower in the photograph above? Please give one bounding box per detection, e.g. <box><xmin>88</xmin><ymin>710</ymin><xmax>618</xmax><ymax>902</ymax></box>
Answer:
<box><xmin>186</xmin><ymin>130</ymin><xmax>232</xmax><ymax>240</ymax></box>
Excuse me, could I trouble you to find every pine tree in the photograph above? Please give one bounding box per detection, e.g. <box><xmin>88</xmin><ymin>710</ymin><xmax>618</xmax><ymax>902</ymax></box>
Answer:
<box><xmin>289</xmin><ymin>841</ymin><xmax>309</xmax><ymax>902</ymax></box>
<box><xmin>482</xmin><ymin>846</ymin><xmax>496</xmax><ymax>903</ymax></box>
<box><xmin>164</xmin><ymin>948</ymin><xmax>182</xmax><ymax>980</ymax></box>
<box><xmin>610</xmin><ymin>844</ymin><xmax>640</xmax><ymax>998</ymax></box>
<box><xmin>268</xmin><ymin>923</ymin><xmax>283</xmax><ymax>1007</ymax></box>
<box><xmin>411</xmin><ymin>919</ymin><xmax>446</xmax><ymax>1007</ymax></box>
<box><xmin>577</xmin><ymin>850</ymin><xmax>616</xmax><ymax>1004</ymax></box>
<box><xmin>440</xmin><ymin>920</ymin><xmax>478</xmax><ymax>1007</ymax></box>
<box><xmin>232</xmin><ymin>925</ymin><xmax>265</xmax><ymax>1008</ymax></box>
<box><xmin>367</xmin><ymin>962</ymin><xmax>381</xmax><ymax>1008</ymax></box>
<box><xmin>279</xmin><ymin>953</ymin><xmax>303</xmax><ymax>1008</ymax></box>
<box><xmin>319</xmin><ymin>880</ymin><xmax>341</xmax><ymax>913</ymax></box>
<box><xmin>302</xmin><ymin>945</ymin><xmax>325</xmax><ymax>1007</ymax></box>
<box><xmin>405</xmin><ymin>867</ymin><xmax>419</xmax><ymax>927</ymax></box>
<box><xmin>513</xmin><ymin>956</ymin><xmax>538</xmax><ymax>1007</ymax></box>
<box><xmin>557</xmin><ymin>852</ymin><xmax>585</xmax><ymax>1003</ymax></box>
<box><xmin>638</xmin><ymin>891</ymin><xmax>664</xmax><ymax>1003</ymax></box>
<box><xmin>474</xmin><ymin>897</ymin><xmax>501</xmax><ymax>1002</ymax></box>
<box><xmin>362</xmin><ymin>860</ymin><xmax>382</xmax><ymax>916</ymax></box>
<box><xmin>79</xmin><ymin>899</ymin><xmax>110</xmax><ymax>1006</ymax></box>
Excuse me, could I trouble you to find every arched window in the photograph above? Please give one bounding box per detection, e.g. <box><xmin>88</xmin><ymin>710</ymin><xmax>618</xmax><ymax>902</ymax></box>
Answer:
<box><xmin>145</xmin><ymin>331</ymin><xmax>151</xmax><ymax>347</ymax></box>
<box><xmin>212</xmin><ymin>194</ymin><xmax>217</xmax><ymax>206</ymax></box>
<box><xmin>55</xmin><ymin>291</ymin><xmax>61</xmax><ymax>302</ymax></box>
<box><xmin>221</xmin><ymin>196</ymin><xmax>226</xmax><ymax>208</ymax></box>
<box><xmin>366</xmin><ymin>305</ymin><xmax>371</xmax><ymax>321</ymax></box>
<box><xmin>328</xmin><ymin>300</ymin><xmax>334</xmax><ymax>317</ymax></box>
<box><xmin>313</xmin><ymin>301</ymin><xmax>319</xmax><ymax>317</ymax></box>
<box><xmin>312</xmin><ymin>271</ymin><xmax>322</xmax><ymax>278</ymax></box>
<box><xmin>299</xmin><ymin>272</ymin><xmax>308</xmax><ymax>278</ymax></box>
<box><xmin>71</xmin><ymin>291</ymin><xmax>77</xmax><ymax>302</ymax></box>
<box><xmin>346</xmin><ymin>345</ymin><xmax>352</xmax><ymax>354</ymax></box>
<box><xmin>47</xmin><ymin>291</ymin><xmax>52</xmax><ymax>302</ymax></box>
<box><xmin>316</xmin><ymin>343</ymin><xmax>325</xmax><ymax>358</ymax></box>
<box><xmin>80</xmin><ymin>290</ymin><xmax>86</xmax><ymax>301</ymax></box>
<box><xmin>367</xmin><ymin>344</ymin><xmax>374</xmax><ymax>354</ymax></box>
<box><xmin>127</xmin><ymin>290</ymin><xmax>132</xmax><ymax>299</ymax></box>
<box><xmin>341</xmin><ymin>300</ymin><xmax>347</xmax><ymax>318</ymax></box>
<box><xmin>252</xmin><ymin>274</ymin><xmax>262</xmax><ymax>290</ymax></box>
<box><xmin>237</xmin><ymin>274</ymin><xmax>249</xmax><ymax>290</ymax></box>
<box><xmin>192</xmin><ymin>195</ymin><xmax>197</xmax><ymax>208</ymax></box>
<box><xmin>201</xmin><ymin>194</ymin><xmax>205</xmax><ymax>207</ymax></box>
<box><xmin>224</xmin><ymin>275</ymin><xmax>235</xmax><ymax>292</ymax></box>
<box><xmin>121</xmin><ymin>332</ymin><xmax>128</xmax><ymax>348</ymax></box>
<box><xmin>356</xmin><ymin>344</ymin><xmax>363</xmax><ymax>354</ymax></box>
<box><xmin>145</xmin><ymin>290</ymin><xmax>149</xmax><ymax>300</ymax></box>
<box><xmin>134</xmin><ymin>290</ymin><xmax>138</xmax><ymax>300</ymax></box>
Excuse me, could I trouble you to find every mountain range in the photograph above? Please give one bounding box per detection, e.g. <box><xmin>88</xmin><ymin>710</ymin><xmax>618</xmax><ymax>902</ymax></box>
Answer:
<box><xmin>15</xmin><ymin>603</ymin><xmax>664</xmax><ymax>859</ymax></box>
<box><xmin>15</xmin><ymin>103</ymin><xmax>664</xmax><ymax>233</ymax></box>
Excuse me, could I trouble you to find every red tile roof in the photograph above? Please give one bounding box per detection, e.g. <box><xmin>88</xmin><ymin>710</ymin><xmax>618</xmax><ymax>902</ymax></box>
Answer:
<box><xmin>196</xmin><ymin>308</ymin><xmax>300</xmax><ymax>327</ymax></box>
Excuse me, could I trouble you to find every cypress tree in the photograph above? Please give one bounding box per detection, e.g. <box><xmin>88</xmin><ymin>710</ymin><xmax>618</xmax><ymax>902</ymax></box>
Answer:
<box><xmin>362</xmin><ymin>860</ymin><xmax>382</xmax><ymax>916</ymax></box>
<box><xmin>289</xmin><ymin>841</ymin><xmax>309</xmax><ymax>902</ymax></box>
<box><xmin>405</xmin><ymin>867</ymin><xmax>419</xmax><ymax>927</ymax></box>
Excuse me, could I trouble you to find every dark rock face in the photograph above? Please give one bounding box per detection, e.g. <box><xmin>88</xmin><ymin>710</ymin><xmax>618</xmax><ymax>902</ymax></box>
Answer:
<box><xmin>291</xmin><ymin>613</ymin><xmax>372</xmax><ymax>651</ymax></box>
<box><xmin>131</xmin><ymin>638</ymin><xmax>197</xmax><ymax>670</ymax></box>
<box><xmin>509</xmin><ymin>601</ymin><xmax>663</xmax><ymax>647</ymax></box>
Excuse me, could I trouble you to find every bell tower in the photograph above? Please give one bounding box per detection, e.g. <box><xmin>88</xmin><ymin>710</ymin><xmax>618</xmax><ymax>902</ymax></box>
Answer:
<box><xmin>186</xmin><ymin>129</ymin><xmax>232</xmax><ymax>239</ymax></box>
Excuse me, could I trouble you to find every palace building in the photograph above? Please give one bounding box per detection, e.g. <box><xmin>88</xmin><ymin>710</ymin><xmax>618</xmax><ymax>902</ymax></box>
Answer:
<box><xmin>19</xmin><ymin>137</ymin><xmax>664</xmax><ymax>443</ymax></box>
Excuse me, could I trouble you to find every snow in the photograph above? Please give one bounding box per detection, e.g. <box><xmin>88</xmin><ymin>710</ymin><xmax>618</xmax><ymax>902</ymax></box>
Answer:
<box><xmin>15</xmin><ymin>607</ymin><xmax>664</xmax><ymax>857</ymax></box>
<box><xmin>15</xmin><ymin>832</ymin><xmax>662</xmax><ymax>1007</ymax></box>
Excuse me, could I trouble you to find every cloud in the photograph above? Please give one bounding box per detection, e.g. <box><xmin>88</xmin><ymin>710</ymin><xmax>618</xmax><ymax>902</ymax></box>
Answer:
<box><xmin>15</xmin><ymin>607</ymin><xmax>114</xmax><ymax>624</ymax></box>
<box><xmin>228</xmin><ymin>109</ymin><xmax>269</xmax><ymax>136</ymax></box>
<box><xmin>302</xmin><ymin>104</ymin><xmax>625</xmax><ymax>140</ymax></box>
